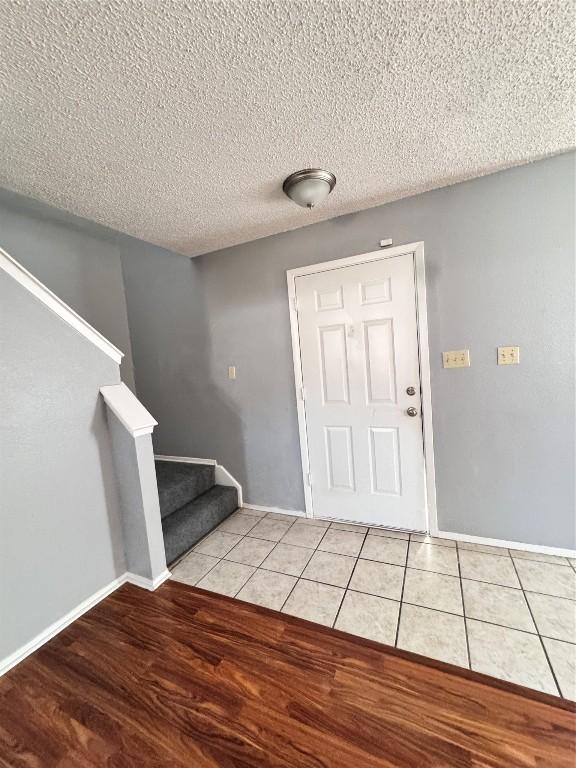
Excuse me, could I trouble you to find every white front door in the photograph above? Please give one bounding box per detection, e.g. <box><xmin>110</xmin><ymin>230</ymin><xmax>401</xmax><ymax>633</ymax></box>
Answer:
<box><xmin>295</xmin><ymin>252</ymin><xmax>426</xmax><ymax>530</ymax></box>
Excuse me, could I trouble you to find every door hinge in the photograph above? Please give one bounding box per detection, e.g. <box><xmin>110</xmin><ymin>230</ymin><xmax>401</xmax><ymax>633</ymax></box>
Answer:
<box><xmin>307</xmin><ymin>472</ymin><xmax>312</xmax><ymax>487</ymax></box>
<box><xmin>292</xmin><ymin>295</ymin><xmax>299</xmax><ymax>312</ymax></box>
<box><xmin>300</xmin><ymin>385</ymin><xmax>306</xmax><ymax>401</ymax></box>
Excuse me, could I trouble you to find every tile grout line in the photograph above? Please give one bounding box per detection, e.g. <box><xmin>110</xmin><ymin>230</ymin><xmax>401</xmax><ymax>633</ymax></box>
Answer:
<box><xmin>192</xmin><ymin>513</ymin><xmax>299</xmax><ymax>595</ymax></box>
<box><xmin>256</xmin><ymin>512</ymin><xmax>575</xmax><ymax>563</ymax></box>
<box><xmin>188</xmin><ymin>556</ymin><xmax>576</xmax><ymax>649</ymax></box>
<box><xmin>357</xmin><ymin>557</ymin><xmax>573</xmax><ymax>599</ymax></box>
<box><xmin>278</xmin><ymin>519</ymin><xmax>370</xmax><ymax>618</ymax></box>
<box><xmin>190</xmin><ymin>530</ymin><xmax>574</xmax><ymax>604</ymax></box>
<box><xmin>288</xmin><ymin>518</ymin><xmax>363</xmax><ymax>621</ymax></box>
<box><xmin>230</xmin><ymin>516</ymin><xmax>302</xmax><ymax>598</ymax></box>
<box><xmin>190</xmin><ymin>520</ymin><xmax>575</xmax><ymax>603</ymax></box>
<box><xmin>226</xmin><ymin>542</ymin><xmax>278</xmax><ymax>573</ymax></box>
<box><xmin>393</xmin><ymin>534</ymin><xmax>412</xmax><ymax>648</ymax></box>
<box><xmin>198</xmin><ymin>559</ymin><xmax>576</xmax><ymax>645</ymax></box>
<box><xmin>277</xmin><ymin>518</ymin><xmax>333</xmax><ymax>615</ymax></box>
<box><xmin>190</xmin><ymin>553</ymin><xmax>227</xmax><ymax>587</ymax></box>
<box><xmin>202</xmin><ymin>537</ymin><xmax>257</xmax><ymax>596</ymax></box>
<box><xmin>274</xmin><ymin>526</ymin><xmax>330</xmax><ymax>612</ymax></box>
<box><xmin>243</xmin><ymin>513</ymin><xmax>574</xmax><ymax>566</ymax></box>
<box><xmin>355</xmin><ymin>556</ymin><xmax>514</xmax><ymax>589</ymax></box>
<box><xmin>277</xmin><ymin>575</ymin><xmax>304</xmax><ymax>615</ymax></box>
<box><xmin>455</xmin><ymin>541</ymin><xmax>472</xmax><ymax>670</ymax></box>
<box><xmin>228</xmin><ymin>516</ymin><xmax>356</xmax><ymax>608</ymax></box>
<box><xmin>190</xmin><ymin>534</ymin><xmax>575</xmax><ymax>606</ymax></box>
<box><xmin>508</xmin><ymin>554</ymin><xmax>563</xmax><ymax>698</ymax></box>
<box><xmin>255</xmin><ymin>534</ymin><xmax>315</xmax><ymax>591</ymax></box>
<box><xmin>184</xmin><ymin>546</ymin><xmax>576</xmax><ymax>644</ymax></box>
<box><xmin>330</xmin><ymin>525</ymin><xmax>371</xmax><ymax>629</ymax></box>
<box><xmin>399</xmin><ymin>604</ymin><xmax>570</xmax><ymax>641</ymax></box>
<box><xmin>232</xmin><ymin>570</ymin><xmax>256</xmax><ymax>599</ymax></box>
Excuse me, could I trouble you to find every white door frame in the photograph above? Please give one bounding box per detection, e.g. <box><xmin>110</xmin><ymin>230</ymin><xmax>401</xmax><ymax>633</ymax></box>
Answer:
<box><xmin>287</xmin><ymin>241</ymin><xmax>438</xmax><ymax>535</ymax></box>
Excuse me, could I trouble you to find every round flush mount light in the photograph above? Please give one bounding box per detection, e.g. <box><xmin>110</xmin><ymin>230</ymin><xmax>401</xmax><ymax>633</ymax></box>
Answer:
<box><xmin>282</xmin><ymin>168</ymin><xmax>336</xmax><ymax>209</ymax></box>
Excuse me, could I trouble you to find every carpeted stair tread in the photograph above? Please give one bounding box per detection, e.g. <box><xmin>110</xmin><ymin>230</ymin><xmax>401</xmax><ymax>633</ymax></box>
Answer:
<box><xmin>162</xmin><ymin>485</ymin><xmax>238</xmax><ymax>565</ymax></box>
<box><xmin>155</xmin><ymin>460</ymin><xmax>215</xmax><ymax>519</ymax></box>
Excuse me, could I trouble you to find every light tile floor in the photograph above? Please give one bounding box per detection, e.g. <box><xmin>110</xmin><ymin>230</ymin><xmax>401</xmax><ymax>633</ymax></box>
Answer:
<box><xmin>171</xmin><ymin>509</ymin><xmax>576</xmax><ymax>700</ymax></box>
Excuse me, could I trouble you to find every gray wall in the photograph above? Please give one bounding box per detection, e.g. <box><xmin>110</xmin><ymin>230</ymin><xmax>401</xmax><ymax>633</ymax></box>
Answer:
<box><xmin>123</xmin><ymin>152</ymin><xmax>575</xmax><ymax>549</ymax></box>
<box><xmin>119</xmin><ymin>238</ymin><xmax>249</xmax><ymax>489</ymax></box>
<box><xmin>0</xmin><ymin>272</ymin><xmax>126</xmax><ymax>661</ymax></box>
<box><xmin>0</xmin><ymin>188</ymin><xmax>136</xmax><ymax>390</ymax></box>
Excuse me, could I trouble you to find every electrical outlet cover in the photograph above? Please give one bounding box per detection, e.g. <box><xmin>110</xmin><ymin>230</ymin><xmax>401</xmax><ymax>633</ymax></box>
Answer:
<box><xmin>497</xmin><ymin>346</ymin><xmax>520</xmax><ymax>365</ymax></box>
<box><xmin>442</xmin><ymin>349</ymin><xmax>470</xmax><ymax>368</ymax></box>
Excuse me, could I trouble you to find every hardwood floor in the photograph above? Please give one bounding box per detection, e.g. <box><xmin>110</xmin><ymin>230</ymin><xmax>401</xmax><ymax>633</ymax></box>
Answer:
<box><xmin>0</xmin><ymin>581</ymin><xmax>574</xmax><ymax>767</ymax></box>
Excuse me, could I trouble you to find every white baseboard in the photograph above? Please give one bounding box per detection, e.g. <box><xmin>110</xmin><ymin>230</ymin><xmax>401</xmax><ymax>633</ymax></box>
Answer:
<box><xmin>437</xmin><ymin>529</ymin><xmax>576</xmax><ymax>559</ymax></box>
<box><xmin>214</xmin><ymin>465</ymin><xmax>243</xmax><ymax>507</ymax></box>
<box><xmin>125</xmin><ymin>569</ymin><xmax>171</xmax><ymax>591</ymax></box>
<box><xmin>0</xmin><ymin>575</ymin><xmax>124</xmax><ymax>677</ymax></box>
<box><xmin>155</xmin><ymin>454</ymin><xmax>243</xmax><ymax>506</ymax></box>
<box><xmin>242</xmin><ymin>503</ymin><xmax>306</xmax><ymax>517</ymax></box>
<box><xmin>0</xmin><ymin>569</ymin><xmax>172</xmax><ymax>677</ymax></box>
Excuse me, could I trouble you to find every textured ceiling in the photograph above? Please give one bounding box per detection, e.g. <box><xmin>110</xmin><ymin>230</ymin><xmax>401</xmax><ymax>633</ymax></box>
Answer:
<box><xmin>0</xmin><ymin>1</ymin><xmax>574</xmax><ymax>257</ymax></box>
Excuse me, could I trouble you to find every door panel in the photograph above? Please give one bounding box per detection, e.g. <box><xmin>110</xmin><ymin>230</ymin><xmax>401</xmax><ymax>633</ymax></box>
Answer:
<box><xmin>319</xmin><ymin>325</ymin><xmax>350</xmax><ymax>404</ymax></box>
<box><xmin>369</xmin><ymin>427</ymin><xmax>401</xmax><ymax>495</ymax></box>
<box><xmin>316</xmin><ymin>286</ymin><xmax>344</xmax><ymax>311</ymax></box>
<box><xmin>325</xmin><ymin>426</ymin><xmax>355</xmax><ymax>491</ymax></box>
<box><xmin>360</xmin><ymin>278</ymin><xmax>391</xmax><ymax>305</ymax></box>
<box><xmin>295</xmin><ymin>252</ymin><xmax>426</xmax><ymax>530</ymax></box>
<box><xmin>363</xmin><ymin>319</ymin><xmax>396</xmax><ymax>403</ymax></box>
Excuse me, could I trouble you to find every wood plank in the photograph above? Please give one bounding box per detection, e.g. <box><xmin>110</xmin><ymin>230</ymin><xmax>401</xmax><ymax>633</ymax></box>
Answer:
<box><xmin>0</xmin><ymin>581</ymin><xmax>574</xmax><ymax>767</ymax></box>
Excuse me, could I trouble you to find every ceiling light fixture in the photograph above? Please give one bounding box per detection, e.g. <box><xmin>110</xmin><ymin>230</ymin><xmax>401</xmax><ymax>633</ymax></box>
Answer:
<box><xmin>282</xmin><ymin>168</ymin><xmax>336</xmax><ymax>209</ymax></box>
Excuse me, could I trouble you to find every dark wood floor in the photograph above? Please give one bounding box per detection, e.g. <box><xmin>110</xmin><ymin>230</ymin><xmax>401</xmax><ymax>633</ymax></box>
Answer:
<box><xmin>1</xmin><ymin>582</ymin><xmax>574</xmax><ymax>767</ymax></box>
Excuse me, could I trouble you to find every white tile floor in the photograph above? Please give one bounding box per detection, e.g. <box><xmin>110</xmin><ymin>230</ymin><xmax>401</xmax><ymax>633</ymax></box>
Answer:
<box><xmin>171</xmin><ymin>509</ymin><xmax>576</xmax><ymax>700</ymax></box>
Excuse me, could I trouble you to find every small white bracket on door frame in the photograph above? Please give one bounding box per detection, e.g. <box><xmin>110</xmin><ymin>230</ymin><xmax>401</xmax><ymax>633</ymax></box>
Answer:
<box><xmin>286</xmin><ymin>241</ymin><xmax>438</xmax><ymax>536</ymax></box>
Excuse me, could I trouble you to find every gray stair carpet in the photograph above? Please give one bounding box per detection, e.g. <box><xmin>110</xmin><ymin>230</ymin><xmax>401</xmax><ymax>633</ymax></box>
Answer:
<box><xmin>155</xmin><ymin>459</ymin><xmax>238</xmax><ymax>565</ymax></box>
<box><xmin>155</xmin><ymin>460</ymin><xmax>215</xmax><ymax>519</ymax></box>
<box><xmin>161</xmin><ymin>485</ymin><xmax>238</xmax><ymax>565</ymax></box>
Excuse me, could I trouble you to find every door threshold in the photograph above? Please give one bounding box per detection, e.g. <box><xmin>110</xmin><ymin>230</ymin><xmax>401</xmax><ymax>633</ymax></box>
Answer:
<box><xmin>315</xmin><ymin>515</ymin><xmax>424</xmax><ymax>535</ymax></box>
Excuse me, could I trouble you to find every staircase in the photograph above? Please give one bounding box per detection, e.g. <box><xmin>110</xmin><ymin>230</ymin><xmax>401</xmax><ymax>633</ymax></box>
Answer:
<box><xmin>156</xmin><ymin>460</ymin><xmax>238</xmax><ymax>565</ymax></box>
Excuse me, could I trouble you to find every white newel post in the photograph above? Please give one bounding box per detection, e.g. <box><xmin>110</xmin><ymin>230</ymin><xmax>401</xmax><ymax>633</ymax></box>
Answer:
<box><xmin>101</xmin><ymin>383</ymin><xmax>170</xmax><ymax>589</ymax></box>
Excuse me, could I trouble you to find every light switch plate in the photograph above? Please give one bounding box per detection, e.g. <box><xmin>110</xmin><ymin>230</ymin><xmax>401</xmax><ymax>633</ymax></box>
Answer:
<box><xmin>498</xmin><ymin>346</ymin><xmax>520</xmax><ymax>365</ymax></box>
<box><xmin>443</xmin><ymin>349</ymin><xmax>470</xmax><ymax>368</ymax></box>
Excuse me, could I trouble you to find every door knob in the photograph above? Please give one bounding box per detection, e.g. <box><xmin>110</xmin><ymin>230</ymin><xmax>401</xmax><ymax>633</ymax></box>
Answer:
<box><xmin>406</xmin><ymin>407</ymin><xmax>418</xmax><ymax>417</ymax></box>
<box><xmin>406</xmin><ymin>386</ymin><xmax>416</xmax><ymax>396</ymax></box>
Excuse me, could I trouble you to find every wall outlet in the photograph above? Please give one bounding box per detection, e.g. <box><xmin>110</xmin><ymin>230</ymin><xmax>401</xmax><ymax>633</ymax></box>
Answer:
<box><xmin>228</xmin><ymin>365</ymin><xmax>236</xmax><ymax>380</ymax></box>
<box><xmin>442</xmin><ymin>349</ymin><xmax>470</xmax><ymax>368</ymax></box>
<box><xmin>497</xmin><ymin>346</ymin><xmax>520</xmax><ymax>365</ymax></box>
